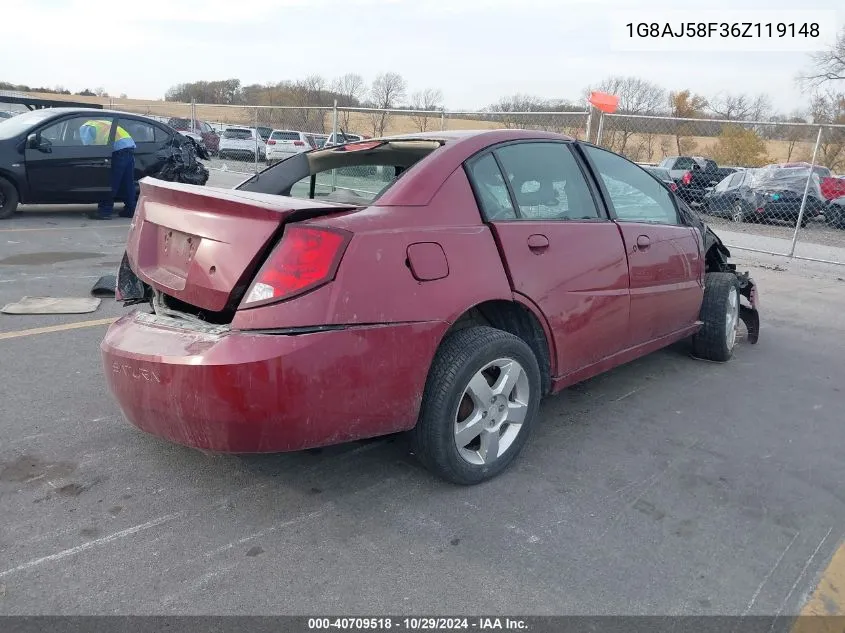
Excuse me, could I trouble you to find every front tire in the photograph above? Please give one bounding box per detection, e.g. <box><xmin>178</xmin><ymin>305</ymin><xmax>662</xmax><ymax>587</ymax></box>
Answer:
<box><xmin>411</xmin><ymin>326</ymin><xmax>542</xmax><ymax>485</ymax></box>
<box><xmin>731</xmin><ymin>202</ymin><xmax>745</xmax><ymax>223</ymax></box>
<box><xmin>0</xmin><ymin>177</ymin><xmax>19</xmax><ymax>220</ymax></box>
<box><xmin>692</xmin><ymin>273</ymin><xmax>741</xmax><ymax>362</ymax></box>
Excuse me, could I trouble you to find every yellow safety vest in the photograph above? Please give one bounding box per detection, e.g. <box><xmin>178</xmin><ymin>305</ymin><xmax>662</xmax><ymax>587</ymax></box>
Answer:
<box><xmin>82</xmin><ymin>120</ymin><xmax>132</xmax><ymax>145</ymax></box>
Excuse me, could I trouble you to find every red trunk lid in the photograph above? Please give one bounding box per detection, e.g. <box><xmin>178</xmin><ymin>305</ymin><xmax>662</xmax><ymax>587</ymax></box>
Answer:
<box><xmin>126</xmin><ymin>179</ymin><xmax>355</xmax><ymax>312</ymax></box>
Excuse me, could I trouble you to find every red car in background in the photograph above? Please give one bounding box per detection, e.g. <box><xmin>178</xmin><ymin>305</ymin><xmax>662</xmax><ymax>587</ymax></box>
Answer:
<box><xmin>102</xmin><ymin>130</ymin><xmax>760</xmax><ymax>485</ymax></box>
<box><xmin>821</xmin><ymin>175</ymin><xmax>845</xmax><ymax>201</ymax></box>
<box><xmin>166</xmin><ymin>117</ymin><xmax>220</xmax><ymax>155</ymax></box>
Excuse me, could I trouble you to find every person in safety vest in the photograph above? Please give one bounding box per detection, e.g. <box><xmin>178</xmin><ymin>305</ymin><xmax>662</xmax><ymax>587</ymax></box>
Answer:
<box><xmin>79</xmin><ymin>119</ymin><xmax>137</xmax><ymax>220</ymax></box>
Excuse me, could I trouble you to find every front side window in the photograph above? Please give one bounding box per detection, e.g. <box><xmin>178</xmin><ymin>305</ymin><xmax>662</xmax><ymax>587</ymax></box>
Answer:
<box><xmin>40</xmin><ymin>116</ymin><xmax>114</xmax><ymax>147</ymax></box>
<box><xmin>584</xmin><ymin>145</ymin><xmax>681</xmax><ymax>225</ymax></box>
<box><xmin>493</xmin><ymin>142</ymin><xmax>600</xmax><ymax>220</ymax></box>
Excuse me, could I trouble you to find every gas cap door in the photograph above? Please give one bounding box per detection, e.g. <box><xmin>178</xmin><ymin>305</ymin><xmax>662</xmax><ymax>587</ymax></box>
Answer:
<box><xmin>406</xmin><ymin>242</ymin><xmax>449</xmax><ymax>281</ymax></box>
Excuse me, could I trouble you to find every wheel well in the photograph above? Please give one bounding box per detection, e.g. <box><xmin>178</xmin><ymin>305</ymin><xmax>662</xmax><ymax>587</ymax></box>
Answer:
<box><xmin>0</xmin><ymin>172</ymin><xmax>22</xmax><ymax>200</ymax></box>
<box><xmin>447</xmin><ymin>300</ymin><xmax>552</xmax><ymax>396</ymax></box>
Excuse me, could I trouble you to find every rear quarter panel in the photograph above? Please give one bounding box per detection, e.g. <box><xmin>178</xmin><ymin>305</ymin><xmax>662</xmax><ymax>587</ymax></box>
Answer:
<box><xmin>231</xmin><ymin>167</ymin><xmax>515</xmax><ymax>330</ymax></box>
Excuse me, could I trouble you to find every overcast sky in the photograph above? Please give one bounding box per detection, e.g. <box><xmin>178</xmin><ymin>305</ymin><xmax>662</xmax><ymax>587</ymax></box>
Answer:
<box><xmin>2</xmin><ymin>0</ymin><xmax>842</xmax><ymax>114</ymax></box>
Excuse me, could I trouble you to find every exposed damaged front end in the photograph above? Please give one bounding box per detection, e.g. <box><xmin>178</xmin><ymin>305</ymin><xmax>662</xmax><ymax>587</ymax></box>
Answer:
<box><xmin>695</xmin><ymin>212</ymin><xmax>760</xmax><ymax>345</ymax></box>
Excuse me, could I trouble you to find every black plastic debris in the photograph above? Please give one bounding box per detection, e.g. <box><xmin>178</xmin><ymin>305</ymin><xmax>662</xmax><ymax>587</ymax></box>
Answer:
<box><xmin>151</xmin><ymin>135</ymin><xmax>210</xmax><ymax>186</ymax></box>
<box><xmin>91</xmin><ymin>274</ymin><xmax>117</xmax><ymax>297</ymax></box>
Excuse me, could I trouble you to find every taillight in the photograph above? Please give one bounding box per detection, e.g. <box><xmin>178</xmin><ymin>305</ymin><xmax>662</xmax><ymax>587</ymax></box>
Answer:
<box><xmin>242</xmin><ymin>226</ymin><xmax>351</xmax><ymax>307</ymax></box>
<box><xmin>681</xmin><ymin>171</ymin><xmax>693</xmax><ymax>186</ymax></box>
<box><xmin>294</xmin><ymin>140</ymin><xmax>305</xmax><ymax>146</ymax></box>
<box><xmin>267</xmin><ymin>140</ymin><xmax>276</xmax><ymax>145</ymax></box>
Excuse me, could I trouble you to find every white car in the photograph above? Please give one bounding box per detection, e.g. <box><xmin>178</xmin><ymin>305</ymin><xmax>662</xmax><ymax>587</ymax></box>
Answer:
<box><xmin>218</xmin><ymin>127</ymin><xmax>266</xmax><ymax>162</ymax></box>
<box><xmin>323</xmin><ymin>132</ymin><xmax>365</xmax><ymax>146</ymax></box>
<box><xmin>265</xmin><ymin>130</ymin><xmax>317</xmax><ymax>165</ymax></box>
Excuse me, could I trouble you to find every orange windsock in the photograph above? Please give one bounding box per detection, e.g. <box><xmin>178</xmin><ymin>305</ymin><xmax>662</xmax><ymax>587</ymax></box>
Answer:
<box><xmin>588</xmin><ymin>91</ymin><xmax>619</xmax><ymax>114</ymax></box>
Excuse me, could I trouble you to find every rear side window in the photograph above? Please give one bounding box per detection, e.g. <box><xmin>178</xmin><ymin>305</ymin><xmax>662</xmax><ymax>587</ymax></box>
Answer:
<box><xmin>466</xmin><ymin>154</ymin><xmax>517</xmax><ymax>221</ymax></box>
<box><xmin>117</xmin><ymin>119</ymin><xmax>157</xmax><ymax>143</ymax></box>
<box><xmin>492</xmin><ymin>142</ymin><xmax>601</xmax><ymax>220</ymax></box>
<box><xmin>728</xmin><ymin>171</ymin><xmax>745</xmax><ymax>187</ymax></box>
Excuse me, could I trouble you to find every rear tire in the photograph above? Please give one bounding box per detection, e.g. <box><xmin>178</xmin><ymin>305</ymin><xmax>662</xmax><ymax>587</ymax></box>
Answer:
<box><xmin>692</xmin><ymin>273</ymin><xmax>741</xmax><ymax>362</ymax></box>
<box><xmin>0</xmin><ymin>177</ymin><xmax>19</xmax><ymax>220</ymax></box>
<box><xmin>410</xmin><ymin>326</ymin><xmax>542</xmax><ymax>485</ymax></box>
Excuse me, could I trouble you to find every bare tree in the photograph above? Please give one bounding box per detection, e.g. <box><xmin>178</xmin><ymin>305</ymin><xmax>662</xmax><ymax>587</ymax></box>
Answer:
<box><xmin>809</xmin><ymin>90</ymin><xmax>845</xmax><ymax>171</ymax></box>
<box><xmin>586</xmin><ymin>76</ymin><xmax>666</xmax><ymax>154</ymax></box>
<box><xmin>367</xmin><ymin>72</ymin><xmax>407</xmax><ymax>136</ymax></box>
<box><xmin>409</xmin><ymin>88</ymin><xmax>443</xmax><ymax>132</ymax></box>
<box><xmin>708</xmin><ymin>92</ymin><xmax>772</xmax><ymax>121</ymax></box>
<box><xmin>332</xmin><ymin>73</ymin><xmax>366</xmax><ymax>131</ymax></box>
<box><xmin>801</xmin><ymin>26</ymin><xmax>845</xmax><ymax>87</ymax></box>
<box><xmin>488</xmin><ymin>94</ymin><xmax>546</xmax><ymax>129</ymax></box>
<box><xmin>289</xmin><ymin>75</ymin><xmax>330</xmax><ymax>133</ymax></box>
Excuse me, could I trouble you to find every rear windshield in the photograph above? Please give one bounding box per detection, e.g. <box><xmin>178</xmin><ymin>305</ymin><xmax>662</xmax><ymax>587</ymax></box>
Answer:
<box><xmin>223</xmin><ymin>129</ymin><xmax>253</xmax><ymax>139</ymax></box>
<box><xmin>270</xmin><ymin>131</ymin><xmax>300</xmax><ymax>140</ymax></box>
<box><xmin>168</xmin><ymin>118</ymin><xmax>190</xmax><ymax>128</ymax></box>
<box><xmin>645</xmin><ymin>167</ymin><xmax>671</xmax><ymax>179</ymax></box>
<box><xmin>665</xmin><ymin>157</ymin><xmax>696</xmax><ymax>170</ymax></box>
<box><xmin>238</xmin><ymin>139</ymin><xmax>444</xmax><ymax>205</ymax></box>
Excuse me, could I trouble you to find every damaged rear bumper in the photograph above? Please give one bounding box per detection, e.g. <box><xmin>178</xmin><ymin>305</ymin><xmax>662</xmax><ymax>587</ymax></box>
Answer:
<box><xmin>100</xmin><ymin>311</ymin><xmax>443</xmax><ymax>453</ymax></box>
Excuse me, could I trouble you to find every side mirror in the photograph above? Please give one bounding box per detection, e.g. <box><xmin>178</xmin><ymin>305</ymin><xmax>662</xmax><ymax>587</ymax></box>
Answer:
<box><xmin>27</xmin><ymin>133</ymin><xmax>51</xmax><ymax>153</ymax></box>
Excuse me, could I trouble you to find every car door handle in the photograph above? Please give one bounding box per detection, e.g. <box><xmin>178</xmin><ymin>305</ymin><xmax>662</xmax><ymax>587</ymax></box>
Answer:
<box><xmin>527</xmin><ymin>234</ymin><xmax>550</xmax><ymax>253</ymax></box>
<box><xmin>635</xmin><ymin>235</ymin><xmax>651</xmax><ymax>250</ymax></box>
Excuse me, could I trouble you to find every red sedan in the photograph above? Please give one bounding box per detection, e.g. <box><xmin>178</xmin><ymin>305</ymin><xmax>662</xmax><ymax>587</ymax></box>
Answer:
<box><xmin>102</xmin><ymin>130</ymin><xmax>760</xmax><ymax>484</ymax></box>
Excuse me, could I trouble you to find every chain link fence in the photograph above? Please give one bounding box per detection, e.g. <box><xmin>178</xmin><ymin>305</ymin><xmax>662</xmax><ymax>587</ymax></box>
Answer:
<box><xmin>592</xmin><ymin>113</ymin><xmax>845</xmax><ymax>265</ymax></box>
<box><xmin>14</xmin><ymin>94</ymin><xmax>841</xmax><ymax>265</ymax></box>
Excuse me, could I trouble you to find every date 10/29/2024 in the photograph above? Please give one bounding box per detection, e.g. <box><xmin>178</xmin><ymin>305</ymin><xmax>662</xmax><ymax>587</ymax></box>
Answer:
<box><xmin>307</xmin><ymin>617</ymin><xmax>527</xmax><ymax>631</ymax></box>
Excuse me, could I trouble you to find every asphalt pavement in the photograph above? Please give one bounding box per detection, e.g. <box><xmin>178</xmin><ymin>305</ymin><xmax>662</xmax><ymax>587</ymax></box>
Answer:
<box><xmin>0</xmin><ymin>174</ymin><xmax>843</xmax><ymax>616</ymax></box>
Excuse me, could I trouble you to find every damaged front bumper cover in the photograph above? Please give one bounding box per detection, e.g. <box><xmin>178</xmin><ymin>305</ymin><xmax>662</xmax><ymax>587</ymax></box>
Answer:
<box><xmin>734</xmin><ymin>270</ymin><xmax>760</xmax><ymax>345</ymax></box>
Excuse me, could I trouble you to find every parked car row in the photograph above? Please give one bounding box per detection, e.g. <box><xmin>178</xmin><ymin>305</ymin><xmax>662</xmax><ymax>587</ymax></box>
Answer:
<box><xmin>216</xmin><ymin>127</ymin><xmax>368</xmax><ymax>164</ymax></box>
<box><xmin>657</xmin><ymin>156</ymin><xmax>740</xmax><ymax>207</ymax></box>
<box><xmin>701</xmin><ymin>162</ymin><xmax>844</xmax><ymax>229</ymax></box>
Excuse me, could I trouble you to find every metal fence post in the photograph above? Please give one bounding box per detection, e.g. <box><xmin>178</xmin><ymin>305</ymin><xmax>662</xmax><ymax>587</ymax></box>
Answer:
<box><xmin>254</xmin><ymin>107</ymin><xmax>259</xmax><ymax>174</ymax></box>
<box><xmin>440</xmin><ymin>109</ymin><xmax>446</xmax><ymax>131</ymax></box>
<box><xmin>788</xmin><ymin>125</ymin><xmax>823</xmax><ymax>258</ymax></box>
<box><xmin>191</xmin><ymin>99</ymin><xmax>196</xmax><ymax>133</ymax></box>
<box><xmin>331</xmin><ymin>100</ymin><xmax>338</xmax><ymax>192</ymax></box>
<box><xmin>585</xmin><ymin>108</ymin><xmax>593</xmax><ymax>143</ymax></box>
<box><xmin>596</xmin><ymin>112</ymin><xmax>605</xmax><ymax>146</ymax></box>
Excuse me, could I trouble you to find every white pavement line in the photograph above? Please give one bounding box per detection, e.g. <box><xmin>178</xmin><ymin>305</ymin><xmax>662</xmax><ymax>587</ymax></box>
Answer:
<box><xmin>0</xmin><ymin>513</ymin><xmax>181</xmax><ymax>579</ymax></box>
<box><xmin>743</xmin><ymin>530</ymin><xmax>801</xmax><ymax>615</ymax></box>
<box><xmin>204</xmin><ymin>509</ymin><xmax>327</xmax><ymax>558</ymax></box>
<box><xmin>769</xmin><ymin>527</ymin><xmax>834</xmax><ymax>629</ymax></box>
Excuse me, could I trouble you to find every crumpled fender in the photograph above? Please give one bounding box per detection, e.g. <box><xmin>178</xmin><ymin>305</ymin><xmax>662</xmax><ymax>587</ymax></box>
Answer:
<box><xmin>735</xmin><ymin>272</ymin><xmax>760</xmax><ymax>344</ymax></box>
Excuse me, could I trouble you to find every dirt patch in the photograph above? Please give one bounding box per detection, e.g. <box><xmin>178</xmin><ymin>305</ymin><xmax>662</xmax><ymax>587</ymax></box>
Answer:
<box><xmin>0</xmin><ymin>252</ymin><xmax>107</xmax><ymax>266</ymax></box>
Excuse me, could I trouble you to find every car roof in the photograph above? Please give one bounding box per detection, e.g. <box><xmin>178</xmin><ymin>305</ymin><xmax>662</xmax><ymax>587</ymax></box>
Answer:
<box><xmin>373</xmin><ymin>129</ymin><xmax>574</xmax><ymax>144</ymax></box>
